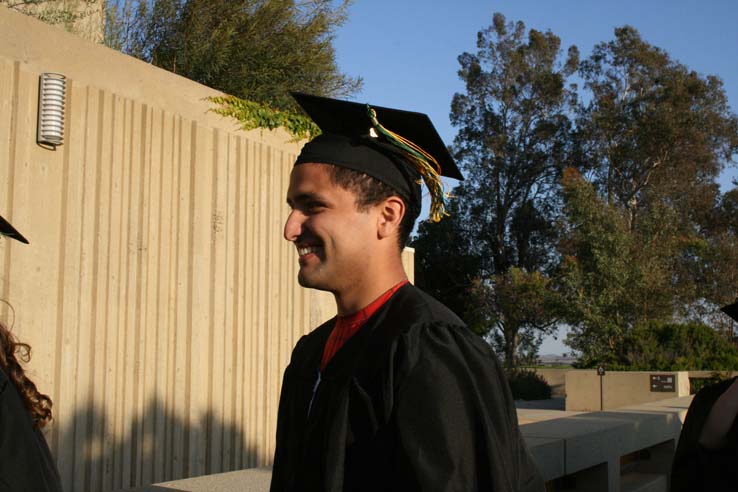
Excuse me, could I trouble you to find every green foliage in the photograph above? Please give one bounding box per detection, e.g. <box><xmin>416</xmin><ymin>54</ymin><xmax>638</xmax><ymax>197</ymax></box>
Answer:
<box><xmin>415</xmin><ymin>20</ymin><xmax>738</xmax><ymax>369</ymax></box>
<box><xmin>506</xmin><ymin>369</ymin><xmax>552</xmax><ymax>401</ymax></box>
<box><xmin>105</xmin><ymin>0</ymin><xmax>362</xmax><ymax>111</ymax></box>
<box><xmin>690</xmin><ymin>372</ymin><xmax>734</xmax><ymax>394</ymax></box>
<box><xmin>560</xmin><ymin>26</ymin><xmax>738</xmax><ymax>363</ymax></box>
<box><xmin>557</xmin><ymin>167</ymin><xmax>676</xmax><ymax>366</ymax></box>
<box><xmin>612</xmin><ymin>321</ymin><xmax>738</xmax><ymax>371</ymax></box>
<box><xmin>572</xmin><ymin>26</ymin><xmax>738</xmax><ymax>317</ymax></box>
<box><xmin>2</xmin><ymin>0</ymin><xmax>102</xmax><ymax>37</ymax></box>
<box><xmin>448</xmin><ymin>12</ymin><xmax>578</xmax><ymax>276</ymax></box>
<box><xmin>208</xmin><ymin>95</ymin><xmax>319</xmax><ymax>140</ymax></box>
<box><xmin>467</xmin><ymin>268</ymin><xmax>561</xmax><ymax>367</ymax></box>
<box><xmin>577</xmin><ymin>27</ymin><xmax>738</xmax><ymax>224</ymax></box>
<box><xmin>412</xmin><ymin>191</ymin><xmax>480</xmax><ymax>321</ymax></box>
<box><xmin>415</xmin><ymin>12</ymin><xmax>577</xmax><ymax>367</ymax></box>
<box><xmin>702</xmin><ymin>186</ymin><xmax>738</xmax><ymax>310</ymax></box>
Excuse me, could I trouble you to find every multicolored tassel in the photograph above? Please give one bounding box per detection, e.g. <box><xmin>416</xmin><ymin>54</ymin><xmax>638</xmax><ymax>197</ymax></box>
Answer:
<box><xmin>366</xmin><ymin>105</ymin><xmax>450</xmax><ymax>222</ymax></box>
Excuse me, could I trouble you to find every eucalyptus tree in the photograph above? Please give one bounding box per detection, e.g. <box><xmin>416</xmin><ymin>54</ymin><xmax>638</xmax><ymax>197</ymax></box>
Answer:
<box><xmin>105</xmin><ymin>0</ymin><xmax>362</xmax><ymax>111</ymax></box>
<box><xmin>415</xmin><ymin>13</ymin><xmax>578</xmax><ymax>367</ymax></box>
<box><xmin>561</xmin><ymin>26</ymin><xmax>738</xmax><ymax>364</ymax></box>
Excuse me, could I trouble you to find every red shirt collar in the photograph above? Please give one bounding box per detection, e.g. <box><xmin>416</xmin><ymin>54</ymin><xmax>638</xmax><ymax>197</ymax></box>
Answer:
<box><xmin>320</xmin><ymin>279</ymin><xmax>408</xmax><ymax>370</ymax></box>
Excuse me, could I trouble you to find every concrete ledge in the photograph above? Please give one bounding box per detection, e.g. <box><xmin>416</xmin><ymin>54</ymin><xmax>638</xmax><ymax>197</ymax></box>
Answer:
<box><xmin>525</xmin><ymin>436</ymin><xmax>565</xmax><ymax>481</ymax></box>
<box><xmin>522</xmin><ymin>413</ymin><xmax>632</xmax><ymax>475</ymax></box>
<box><xmin>687</xmin><ymin>370</ymin><xmax>738</xmax><ymax>379</ymax></box>
<box><xmin>124</xmin><ymin>396</ymin><xmax>693</xmax><ymax>492</ymax></box>
<box><xmin>120</xmin><ymin>468</ymin><xmax>272</xmax><ymax>492</ymax></box>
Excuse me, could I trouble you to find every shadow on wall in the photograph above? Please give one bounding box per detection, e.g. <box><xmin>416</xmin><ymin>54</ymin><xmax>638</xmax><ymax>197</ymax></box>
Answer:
<box><xmin>52</xmin><ymin>396</ymin><xmax>259</xmax><ymax>492</ymax></box>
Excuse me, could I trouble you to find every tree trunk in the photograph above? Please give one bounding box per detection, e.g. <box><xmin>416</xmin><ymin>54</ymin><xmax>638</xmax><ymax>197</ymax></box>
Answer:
<box><xmin>504</xmin><ymin>327</ymin><xmax>519</xmax><ymax>368</ymax></box>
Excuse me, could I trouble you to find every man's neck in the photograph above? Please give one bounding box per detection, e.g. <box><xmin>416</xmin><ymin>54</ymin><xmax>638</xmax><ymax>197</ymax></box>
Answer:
<box><xmin>333</xmin><ymin>268</ymin><xmax>407</xmax><ymax>316</ymax></box>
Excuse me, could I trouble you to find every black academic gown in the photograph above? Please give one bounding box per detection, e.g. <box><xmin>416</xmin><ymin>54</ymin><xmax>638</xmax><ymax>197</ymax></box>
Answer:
<box><xmin>0</xmin><ymin>367</ymin><xmax>63</xmax><ymax>492</ymax></box>
<box><xmin>671</xmin><ymin>377</ymin><xmax>738</xmax><ymax>492</ymax></box>
<box><xmin>271</xmin><ymin>284</ymin><xmax>544</xmax><ymax>492</ymax></box>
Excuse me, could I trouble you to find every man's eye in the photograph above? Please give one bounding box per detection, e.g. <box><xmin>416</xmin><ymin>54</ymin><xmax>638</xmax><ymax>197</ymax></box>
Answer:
<box><xmin>307</xmin><ymin>202</ymin><xmax>325</xmax><ymax>211</ymax></box>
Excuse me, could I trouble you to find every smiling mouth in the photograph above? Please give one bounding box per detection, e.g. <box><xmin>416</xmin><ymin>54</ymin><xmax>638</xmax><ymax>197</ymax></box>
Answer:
<box><xmin>297</xmin><ymin>245</ymin><xmax>321</xmax><ymax>257</ymax></box>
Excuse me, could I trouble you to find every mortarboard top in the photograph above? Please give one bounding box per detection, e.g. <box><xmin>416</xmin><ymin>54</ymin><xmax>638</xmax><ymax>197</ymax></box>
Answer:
<box><xmin>291</xmin><ymin>92</ymin><xmax>462</xmax><ymax>222</ymax></box>
<box><xmin>0</xmin><ymin>214</ymin><xmax>28</xmax><ymax>244</ymax></box>
<box><xmin>721</xmin><ymin>300</ymin><xmax>738</xmax><ymax>322</ymax></box>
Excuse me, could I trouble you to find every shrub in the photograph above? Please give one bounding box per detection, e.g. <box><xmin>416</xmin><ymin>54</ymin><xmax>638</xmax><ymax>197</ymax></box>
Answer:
<box><xmin>619</xmin><ymin>321</ymin><xmax>738</xmax><ymax>371</ymax></box>
<box><xmin>689</xmin><ymin>371</ymin><xmax>734</xmax><ymax>394</ymax></box>
<box><xmin>506</xmin><ymin>369</ymin><xmax>552</xmax><ymax>400</ymax></box>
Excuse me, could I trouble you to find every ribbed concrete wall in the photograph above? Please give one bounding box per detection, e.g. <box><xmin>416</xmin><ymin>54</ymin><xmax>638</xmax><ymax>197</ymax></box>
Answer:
<box><xmin>0</xmin><ymin>7</ymin><xmax>414</xmax><ymax>492</ymax></box>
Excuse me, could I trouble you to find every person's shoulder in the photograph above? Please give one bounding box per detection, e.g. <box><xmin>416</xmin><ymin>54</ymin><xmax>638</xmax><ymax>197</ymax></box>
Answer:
<box><xmin>693</xmin><ymin>376</ymin><xmax>737</xmax><ymax>407</ymax></box>
<box><xmin>390</xmin><ymin>283</ymin><xmax>466</xmax><ymax>327</ymax></box>
<box><xmin>0</xmin><ymin>366</ymin><xmax>8</xmax><ymax>395</ymax></box>
<box><xmin>289</xmin><ymin>317</ymin><xmax>335</xmax><ymax>361</ymax></box>
<box><xmin>390</xmin><ymin>285</ymin><xmax>494</xmax><ymax>358</ymax></box>
<box><xmin>682</xmin><ymin>376</ymin><xmax>738</xmax><ymax>431</ymax></box>
<box><xmin>713</xmin><ymin>376</ymin><xmax>737</xmax><ymax>393</ymax></box>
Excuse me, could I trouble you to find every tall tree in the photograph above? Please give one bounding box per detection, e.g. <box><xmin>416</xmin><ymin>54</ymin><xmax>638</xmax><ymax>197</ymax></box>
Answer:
<box><xmin>450</xmin><ymin>12</ymin><xmax>578</xmax><ymax>276</ymax></box>
<box><xmin>557</xmin><ymin>167</ymin><xmax>677</xmax><ymax>366</ymax></box>
<box><xmin>562</xmin><ymin>26</ymin><xmax>738</xmax><ymax>363</ymax></box>
<box><xmin>412</xmin><ymin>190</ymin><xmax>480</xmax><ymax>321</ymax></box>
<box><xmin>564</xmin><ymin>26</ymin><xmax>738</xmax><ymax>336</ymax></box>
<box><xmin>105</xmin><ymin>0</ymin><xmax>362</xmax><ymax>110</ymax></box>
<box><xmin>414</xmin><ymin>13</ymin><xmax>578</xmax><ymax>367</ymax></box>
<box><xmin>575</xmin><ymin>26</ymin><xmax>738</xmax><ymax>235</ymax></box>
<box><xmin>466</xmin><ymin>267</ymin><xmax>560</xmax><ymax>366</ymax></box>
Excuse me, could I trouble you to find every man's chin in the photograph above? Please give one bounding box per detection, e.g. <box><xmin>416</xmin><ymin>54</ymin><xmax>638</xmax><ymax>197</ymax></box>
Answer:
<box><xmin>297</xmin><ymin>271</ymin><xmax>333</xmax><ymax>292</ymax></box>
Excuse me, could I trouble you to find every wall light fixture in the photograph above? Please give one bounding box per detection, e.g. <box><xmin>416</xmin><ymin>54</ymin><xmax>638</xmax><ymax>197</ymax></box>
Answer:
<box><xmin>37</xmin><ymin>73</ymin><xmax>67</xmax><ymax>149</ymax></box>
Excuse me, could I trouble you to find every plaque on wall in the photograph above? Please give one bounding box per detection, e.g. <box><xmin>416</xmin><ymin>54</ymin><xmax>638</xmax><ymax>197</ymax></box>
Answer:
<box><xmin>650</xmin><ymin>374</ymin><xmax>675</xmax><ymax>392</ymax></box>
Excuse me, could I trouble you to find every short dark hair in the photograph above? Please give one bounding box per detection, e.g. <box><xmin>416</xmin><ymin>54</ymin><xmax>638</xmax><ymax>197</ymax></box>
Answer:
<box><xmin>326</xmin><ymin>165</ymin><xmax>419</xmax><ymax>250</ymax></box>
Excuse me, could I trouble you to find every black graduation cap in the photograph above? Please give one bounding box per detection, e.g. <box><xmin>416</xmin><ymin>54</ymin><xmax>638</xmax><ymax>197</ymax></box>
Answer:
<box><xmin>291</xmin><ymin>92</ymin><xmax>462</xmax><ymax>222</ymax></box>
<box><xmin>0</xmin><ymin>214</ymin><xmax>28</xmax><ymax>244</ymax></box>
<box><xmin>722</xmin><ymin>300</ymin><xmax>738</xmax><ymax>322</ymax></box>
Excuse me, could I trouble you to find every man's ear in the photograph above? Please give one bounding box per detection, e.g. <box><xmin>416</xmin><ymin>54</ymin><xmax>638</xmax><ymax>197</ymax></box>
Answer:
<box><xmin>377</xmin><ymin>196</ymin><xmax>405</xmax><ymax>240</ymax></box>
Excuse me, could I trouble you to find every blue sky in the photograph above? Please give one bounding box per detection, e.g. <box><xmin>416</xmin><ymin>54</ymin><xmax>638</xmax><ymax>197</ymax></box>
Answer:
<box><xmin>334</xmin><ymin>0</ymin><xmax>738</xmax><ymax>156</ymax></box>
<box><xmin>333</xmin><ymin>0</ymin><xmax>738</xmax><ymax>355</ymax></box>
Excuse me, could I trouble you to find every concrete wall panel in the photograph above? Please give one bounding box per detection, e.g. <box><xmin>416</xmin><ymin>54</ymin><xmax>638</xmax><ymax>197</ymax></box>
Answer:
<box><xmin>566</xmin><ymin>371</ymin><xmax>690</xmax><ymax>412</ymax></box>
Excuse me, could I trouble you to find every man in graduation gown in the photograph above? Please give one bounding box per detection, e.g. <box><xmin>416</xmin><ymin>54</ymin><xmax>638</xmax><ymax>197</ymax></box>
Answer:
<box><xmin>270</xmin><ymin>93</ymin><xmax>544</xmax><ymax>492</ymax></box>
<box><xmin>670</xmin><ymin>300</ymin><xmax>738</xmax><ymax>492</ymax></box>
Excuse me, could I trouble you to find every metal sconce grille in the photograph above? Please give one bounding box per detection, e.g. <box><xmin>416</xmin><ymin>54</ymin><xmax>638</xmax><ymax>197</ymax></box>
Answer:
<box><xmin>37</xmin><ymin>73</ymin><xmax>66</xmax><ymax>148</ymax></box>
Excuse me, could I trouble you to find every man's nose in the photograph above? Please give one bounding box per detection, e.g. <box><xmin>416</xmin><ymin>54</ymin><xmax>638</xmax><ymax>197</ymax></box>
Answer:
<box><xmin>283</xmin><ymin>210</ymin><xmax>303</xmax><ymax>242</ymax></box>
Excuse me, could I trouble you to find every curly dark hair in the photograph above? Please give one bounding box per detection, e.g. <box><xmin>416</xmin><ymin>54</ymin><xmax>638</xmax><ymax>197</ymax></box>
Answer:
<box><xmin>326</xmin><ymin>165</ymin><xmax>420</xmax><ymax>249</ymax></box>
<box><xmin>0</xmin><ymin>319</ymin><xmax>53</xmax><ymax>429</ymax></box>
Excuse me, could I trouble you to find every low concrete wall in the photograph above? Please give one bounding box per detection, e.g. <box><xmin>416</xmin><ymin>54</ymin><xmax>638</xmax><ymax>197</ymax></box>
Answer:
<box><xmin>523</xmin><ymin>398</ymin><xmax>688</xmax><ymax>491</ymax></box>
<box><xmin>534</xmin><ymin>368</ymin><xmax>738</xmax><ymax>402</ymax></box>
<box><xmin>125</xmin><ymin>397</ymin><xmax>692</xmax><ymax>492</ymax></box>
<box><xmin>566</xmin><ymin>371</ymin><xmax>690</xmax><ymax>412</ymax></box>
<box><xmin>533</xmin><ymin>368</ymin><xmax>571</xmax><ymax>397</ymax></box>
<box><xmin>687</xmin><ymin>370</ymin><xmax>738</xmax><ymax>379</ymax></box>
